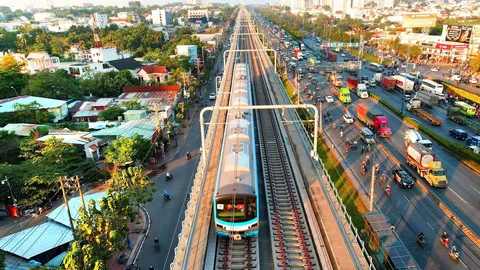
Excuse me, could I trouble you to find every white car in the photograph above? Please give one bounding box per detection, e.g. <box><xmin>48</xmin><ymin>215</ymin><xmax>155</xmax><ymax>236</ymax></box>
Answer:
<box><xmin>343</xmin><ymin>114</ymin><xmax>354</xmax><ymax>124</ymax></box>
<box><xmin>430</xmin><ymin>67</ymin><xmax>439</xmax><ymax>72</ymax></box>
<box><xmin>468</xmin><ymin>145</ymin><xmax>480</xmax><ymax>154</ymax></box>
<box><xmin>325</xmin><ymin>96</ymin><xmax>334</xmax><ymax>103</ymax></box>
<box><xmin>470</xmin><ymin>77</ymin><xmax>478</xmax><ymax>84</ymax></box>
<box><xmin>451</xmin><ymin>74</ymin><xmax>461</xmax><ymax>81</ymax></box>
<box><xmin>369</xmin><ymin>80</ymin><xmax>376</xmax><ymax>87</ymax></box>
<box><xmin>209</xmin><ymin>92</ymin><xmax>216</xmax><ymax>100</ymax></box>
<box><xmin>341</xmin><ymin>53</ymin><xmax>346</xmax><ymax>57</ymax></box>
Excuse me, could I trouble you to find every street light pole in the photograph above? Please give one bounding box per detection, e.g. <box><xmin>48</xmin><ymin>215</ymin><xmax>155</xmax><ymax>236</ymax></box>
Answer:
<box><xmin>401</xmin><ymin>34</ymin><xmax>412</xmax><ymax>115</ymax></box>
<box><xmin>2</xmin><ymin>177</ymin><xmax>16</xmax><ymax>207</ymax></box>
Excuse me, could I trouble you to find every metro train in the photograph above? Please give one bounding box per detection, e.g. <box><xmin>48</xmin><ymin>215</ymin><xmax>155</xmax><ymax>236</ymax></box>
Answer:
<box><xmin>213</xmin><ymin>63</ymin><xmax>259</xmax><ymax>239</ymax></box>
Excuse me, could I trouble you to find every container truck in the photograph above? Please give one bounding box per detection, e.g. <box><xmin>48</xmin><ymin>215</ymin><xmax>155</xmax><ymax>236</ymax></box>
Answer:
<box><xmin>328</xmin><ymin>52</ymin><xmax>337</xmax><ymax>62</ymax></box>
<box><xmin>381</xmin><ymin>77</ymin><xmax>396</xmax><ymax>91</ymax></box>
<box><xmin>338</xmin><ymin>88</ymin><xmax>351</xmax><ymax>103</ymax></box>
<box><xmin>406</xmin><ymin>142</ymin><xmax>448</xmax><ymax>187</ymax></box>
<box><xmin>406</xmin><ymin>98</ymin><xmax>443</xmax><ymax>126</ymax></box>
<box><xmin>357</xmin><ymin>104</ymin><xmax>392</xmax><ymax>137</ymax></box>
<box><xmin>404</xmin><ymin>128</ymin><xmax>432</xmax><ymax>149</ymax></box>
<box><xmin>392</xmin><ymin>75</ymin><xmax>414</xmax><ymax>93</ymax></box>
<box><xmin>374</xmin><ymin>73</ymin><xmax>383</xmax><ymax>82</ymax></box>
<box><xmin>346</xmin><ymin>77</ymin><xmax>359</xmax><ymax>90</ymax></box>
<box><xmin>416</xmin><ymin>91</ymin><xmax>439</xmax><ymax>107</ymax></box>
<box><xmin>356</xmin><ymin>84</ymin><xmax>369</xmax><ymax>98</ymax></box>
<box><xmin>329</xmin><ymin>73</ymin><xmax>343</xmax><ymax>87</ymax></box>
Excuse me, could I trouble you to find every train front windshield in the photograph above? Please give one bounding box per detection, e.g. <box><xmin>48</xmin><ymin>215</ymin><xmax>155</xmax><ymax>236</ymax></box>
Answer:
<box><xmin>216</xmin><ymin>196</ymin><xmax>256</xmax><ymax>222</ymax></box>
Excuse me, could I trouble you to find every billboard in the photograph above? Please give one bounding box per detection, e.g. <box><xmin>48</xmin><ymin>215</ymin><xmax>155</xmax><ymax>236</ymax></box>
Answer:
<box><xmin>443</xmin><ymin>25</ymin><xmax>473</xmax><ymax>44</ymax></box>
<box><xmin>402</xmin><ymin>13</ymin><xmax>437</xmax><ymax>28</ymax></box>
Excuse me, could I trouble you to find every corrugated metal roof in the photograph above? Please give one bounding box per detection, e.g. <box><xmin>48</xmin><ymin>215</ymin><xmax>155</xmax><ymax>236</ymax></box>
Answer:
<box><xmin>88</xmin><ymin>119</ymin><xmax>156</xmax><ymax>140</ymax></box>
<box><xmin>0</xmin><ymin>222</ymin><xmax>73</xmax><ymax>260</ymax></box>
<box><xmin>37</xmin><ymin>133</ymin><xmax>94</xmax><ymax>145</ymax></box>
<box><xmin>46</xmin><ymin>192</ymin><xmax>106</xmax><ymax>229</ymax></box>
<box><xmin>73</xmin><ymin>110</ymin><xmax>100</xmax><ymax>118</ymax></box>
<box><xmin>0</xmin><ymin>96</ymin><xmax>66</xmax><ymax>113</ymax></box>
<box><xmin>92</xmin><ymin>98</ymin><xmax>114</xmax><ymax>107</ymax></box>
<box><xmin>1</xmin><ymin>124</ymin><xmax>48</xmax><ymax>137</ymax></box>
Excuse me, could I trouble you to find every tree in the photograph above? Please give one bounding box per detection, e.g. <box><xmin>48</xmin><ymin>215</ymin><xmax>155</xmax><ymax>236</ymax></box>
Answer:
<box><xmin>50</xmin><ymin>36</ymin><xmax>69</xmax><ymax>56</ymax></box>
<box><xmin>80</xmin><ymin>70</ymin><xmax>139</xmax><ymax>97</ymax></box>
<box><xmin>63</xmin><ymin>189</ymin><xmax>135</xmax><ymax>269</ymax></box>
<box><xmin>0</xmin><ymin>69</ymin><xmax>27</xmax><ymax>99</ymax></box>
<box><xmin>13</xmin><ymin>101</ymin><xmax>55</xmax><ymax>124</ymax></box>
<box><xmin>0</xmin><ymin>55</ymin><xmax>21</xmax><ymax>71</ymax></box>
<box><xmin>120</xmin><ymin>99</ymin><xmax>147</xmax><ymax>110</ymax></box>
<box><xmin>99</xmin><ymin>106</ymin><xmax>126</xmax><ymax>121</ymax></box>
<box><xmin>104</xmin><ymin>135</ymin><xmax>154</xmax><ymax>166</ymax></box>
<box><xmin>111</xmin><ymin>166</ymin><xmax>156</xmax><ymax>214</ymax></box>
<box><xmin>0</xmin><ymin>130</ymin><xmax>20</xmax><ymax>164</ymax></box>
<box><xmin>471</xmin><ymin>54</ymin><xmax>480</xmax><ymax>74</ymax></box>
<box><xmin>409</xmin><ymin>45</ymin><xmax>423</xmax><ymax>58</ymax></box>
<box><xmin>22</xmin><ymin>69</ymin><xmax>82</xmax><ymax>99</ymax></box>
<box><xmin>0</xmin><ymin>29</ymin><xmax>18</xmax><ymax>52</ymax></box>
<box><xmin>0</xmin><ymin>250</ymin><xmax>5</xmax><ymax>270</ymax></box>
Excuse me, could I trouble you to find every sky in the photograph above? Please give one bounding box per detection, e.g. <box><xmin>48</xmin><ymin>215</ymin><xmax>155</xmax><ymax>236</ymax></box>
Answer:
<box><xmin>8</xmin><ymin>0</ymin><xmax>271</xmax><ymax>11</ymax></box>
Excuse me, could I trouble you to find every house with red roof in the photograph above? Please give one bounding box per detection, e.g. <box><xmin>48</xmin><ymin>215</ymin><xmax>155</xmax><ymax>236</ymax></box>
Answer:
<box><xmin>137</xmin><ymin>65</ymin><xmax>169</xmax><ymax>83</ymax></box>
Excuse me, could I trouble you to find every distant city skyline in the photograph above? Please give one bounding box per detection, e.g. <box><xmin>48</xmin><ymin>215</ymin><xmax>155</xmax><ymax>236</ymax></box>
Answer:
<box><xmin>8</xmin><ymin>0</ymin><xmax>275</xmax><ymax>11</ymax></box>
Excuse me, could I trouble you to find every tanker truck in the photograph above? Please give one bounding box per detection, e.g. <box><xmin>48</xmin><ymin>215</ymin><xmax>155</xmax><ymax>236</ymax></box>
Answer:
<box><xmin>406</xmin><ymin>142</ymin><xmax>448</xmax><ymax>187</ymax></box>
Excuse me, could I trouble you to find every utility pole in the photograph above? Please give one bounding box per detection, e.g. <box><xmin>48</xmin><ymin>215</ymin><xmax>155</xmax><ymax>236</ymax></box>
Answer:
<box><xmin>401</xmin><ymin>30</ymin><xmax>412</xmax><ymax>115</ymax></box>
<box><xmin>59</xmin><ymin>177</ymin><xmax>76</xmax><ymax>235</ymax></box>
<box><xmin>369</xmin><ymin>159</ymin><xmax>375</xmax><ymax>212</ymax></box>
<box><xmin>319</xmin><ymin>100</ymin><xmax>323</xmax><ymax>135</ymax></box>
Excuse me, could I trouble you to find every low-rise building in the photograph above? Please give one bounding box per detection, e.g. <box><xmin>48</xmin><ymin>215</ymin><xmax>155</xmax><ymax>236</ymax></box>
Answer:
<box><xmin>12</xmin><ymin>51</ymin><xmax>60</xmax><ymax>74</ymax></box>
<box><xmin>72</xmin><ymin>110</ymin><xmax>100</xmax><ymax>122</ymax></box>
<box><xmin>0</xmin><ymin>124</ymin><xmax>48</xmax><ymax>137</ymax></box>
<box><xmin>176</xmin><ymin>45</ymin><xmax>198</xmax><ymax>63</ymax></box>
<box><xmin>37</xmin><ymin>130</ymin><xmax>101</xmax><ymax>160</ymax></box>
<box><xmin>91</xmin><ymin>98</ymin><xmax>115</xmax><ymax>111</ymax></box>
<box><xmin>137</xmin><ymin>65</ymin><xmax>169</xmax><ymax>83</ymax></box>
<box><xmin>124</xmin><ymin>110</ymin><xmax>148</xmax><ymax>122</ymax></box>
<box><xmin>188</xmin><ymin>9</ymin><xmax>209</xmax><ymax>21</ymax></box>
<box><xmin>88</xmin><ymin>118</ymin><xmax>159</xmax><ymax>142</ymax></box>
<box><xmin>0</xmin><ymin>96</ymin><xmax>68</xmax><ymax>122</ymax></box>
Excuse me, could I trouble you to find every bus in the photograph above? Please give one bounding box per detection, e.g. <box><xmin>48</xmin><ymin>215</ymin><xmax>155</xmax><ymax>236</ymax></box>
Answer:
<box><xmin>420</xmin><ymin>79</ymin><xmax>444</xmax><ymax>95</ymax></box>
<box><xmin>453</xmin><ymin>101</ymin><xmax>477</xmax><ymax>117</ymax></box>
<box><xmin>370</xmin><ymin>63</ymin><xmax>384</xmax><ymax>72</ymax></box>
<box><xmin>339</xmin><ymin>88</ymin><xmax>351</xmax><ymax>103</ymax></box>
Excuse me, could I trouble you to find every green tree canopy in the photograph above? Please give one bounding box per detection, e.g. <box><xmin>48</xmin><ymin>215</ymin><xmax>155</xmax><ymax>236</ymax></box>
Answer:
<box><xmin>22</xmin><ymin>69</ymin><xmax>83</xmax><ymax>99</ymax></box>
<box><xmin>10</xmin><ymin>101</ymin><xmax>55</xmax><ymax>124</ymax></box>
<box><xmin>0</xmin><ymin>69</ymin><xmax>27</xmax><ymax>99</ymax></box>
<box><xmin>99</xmin><ymin>106</ymin><xmax>126</xmax><ymax>121</ymax></box>
<box><xmin>104</xmin><ymin>135</ymin><xmax>153</xmax><ymax>166</ymax></box>
<box><xmin>120</xmin><ymin>99</ymin><xmax>147</xmax><ymax>110</ymax></box>
<box><xmin>80</xmin><ymin>70</ymin><xmax>139</xmax><ymax>98</ymax></box>
<box><xmin>0</xmin><ymin>130</ymin><xmax>20</xmax><ymax>164</ymax></box>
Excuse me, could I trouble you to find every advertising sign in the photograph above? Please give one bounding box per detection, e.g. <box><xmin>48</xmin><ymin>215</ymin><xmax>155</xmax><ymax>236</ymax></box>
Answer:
<box><xmin>444</xmin><ymin>25</ymin><xmax>473</xmax><ymax>44</ymax></box>
<box><xmin>402</xmin><ymin>13</ymin><xmax>437</xmax><ymax>28</ymax></box>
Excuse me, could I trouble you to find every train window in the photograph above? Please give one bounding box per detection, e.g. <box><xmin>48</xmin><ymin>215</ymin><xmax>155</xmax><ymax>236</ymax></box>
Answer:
<box><xmin>216</xmin><ymin>197</ymin><xmax>256</xmax><ymax>221</ymax></box>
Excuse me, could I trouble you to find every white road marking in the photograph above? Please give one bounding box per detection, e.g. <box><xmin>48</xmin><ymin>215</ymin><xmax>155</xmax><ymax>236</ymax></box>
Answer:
<box><xmin>404</xmin><ymin>195</ymin><xmax>410</xmax><ymax>204</ymax></box>
<box><xmin>448</xmin><ymin>187</ymin><xmax>467</xmax><ymax>204</ymax></box>
<box><xmin>426</xmin><ymin>222</ymin><xmax>434</xmax><ymax>231</ymax></box>
<box><xmin>460</xmin><ymin>259</ymin><xmax>467</xmax><ymax>268</ymax></box>
<box><xmin>470</xmin><ymin>185</ymin><xmax>480</xmax><ymax>195</ymax></box>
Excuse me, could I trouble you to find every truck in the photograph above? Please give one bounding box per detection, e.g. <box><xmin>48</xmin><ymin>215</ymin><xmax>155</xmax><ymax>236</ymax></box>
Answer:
<box><xmin>339</xmin><ymin>88</ymin><xmax>351</xmax><ymax>103</ymax></box>
<box><xmin>416</xmin><ymin>91</ymin><xmax>439</xmax><ymax>107</ymax></box>
<box><xmin>447</xmin><ymin>107</ymin><xmax>480</xmax><ymax>134</ymax></box>
<box><xmin>405</xmin><ymin>98</ymin><xmax>443</xmax><ymax>125</ymax></box>
<box><xmin>356</xmin><ymin>83</ymin><xmax>369</xmax><ymax>98</ymax></box>
<box><xmin>404</xmin><ymin>128</ymin><xmax>432</xmax><ymax>149</ymax></box>
<box><xmin>381</xmin><ymin>77</ymin><xmax>396</xmax><ymax>91</ymax></box>
<box><xmin>406</xmin><ymin>142</ymin><xmax>448</xmax><ymax>187</ymax></box>
<box><xmin>308</xmin><ymin>57</ymin><xmax>316</xmax><ymax>64</ymax></box>
<box><xmin>329</xmin><ymin>73</ymin><xmax>343</xmax><ymax>87</ymax></box>
<box><xmin>392</xmin><ymin>75</ymin><xmax>414</xmax><ymax>93</ymax></box>
<box><xmin>346</xmin><ymin>77</ymin><xmax>359</xmax><ymax>90</ymax></box>
<box><xmin>328</xmin><ymin>52</ymin><xmax>337</xmax><ymax>62</ymax></box>
<box><xmin>294</xmin><ymin>49</ymin><xmax>303</xmax><ymax>60</ymax></box>
<box><xmin>374</xmin><ymin>73</ymin><xmax>383</xmax><ymax>82</ymax></box>
<box><xmin>357</xmin><ymin>104</ymin><xmax>392</xmax><ymax>137</ymax></box>
<box><xmin>299</xmin><ymin>41</ymin><xmax>305</xmax><ymax>51</ymax></box>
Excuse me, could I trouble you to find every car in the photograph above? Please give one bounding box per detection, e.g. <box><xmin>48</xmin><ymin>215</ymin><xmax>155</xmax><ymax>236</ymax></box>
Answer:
<box><xmin>341</xmin><ymin>53</ymin><xmax>346</xmax><ymax>57</ymax></box>
<box><xmin>430</xmin><ymin>67</ymin><xmax>440</xmax><ymax>72</ymax></box>
<box><xmin>476</xmin><ymin>84</ymin><xmax>480</xmax><ymax>88</ymax></box>
<box><xmin>325</xmin><ymin>96</ymin><xmax>334</xmax><ymax>103</ymax></box>
<box><xmin>470</xmin><ymin>77</ymin><xmax>478</xmax><ymax>84</ymax></box>
<box><xmin>362</xmin><ymin>80</ymin><xmax>370</xmax><ymax>86</ymax></box>
<box><xmin>448</xmin><ymin>128</ymin><xmax>468</xmax><ymax>140</ymax></box>
<box><xmin>209</xmin><ymin>92</ymin><xmax>216</xmax><ymax>100</ymax></box>
<box><xmin>344</xmin><ymin>58</ymin><xmax>350</xmax><ymax>62</ymax></box>
<box><xmin>468</xmin><ymin>145</ymin><xmax>480</xmax><ymax>154</ymax></box>
<box><xmin>450</xmin><ymin>74</ymin><xmax>461</xmax><ymax>81</ymax></box>
<box><xmin>392</xmin><ymin>169</ymin><xmax>414</xmax><ymax>188</ymax></box>
<box><xmin>369</xmin><ymin>80</ymin><xmax>376</xmax><ymax>87</ymax></box>
<box><xmin>343</xmin><ymin>114</ymin><xmax>354</xmax><ymax>124</ymax></box>
<box><xmin>361</xmin><ymin>76</ymin><xmax>369</xmax><ymax>81</ymax></box>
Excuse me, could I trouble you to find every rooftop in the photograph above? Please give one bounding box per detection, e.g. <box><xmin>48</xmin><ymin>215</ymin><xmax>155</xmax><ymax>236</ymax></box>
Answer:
<box><xmin>0</xmin><ymin>221</ymin><xmax>73</xmax><ymax>260</ymax></box>
<box><xmin>107</xmin><ymin>57</ymin><xmax>141</xmax><ymax>71</ymax></box>
<box><xmin>88</xmin><ymin>118</ymin><xmax>156</xmax><ymax>140</ymax></box>
<box><xmin>0</xmin><ymin>96</ymin><xmax>66</xmax><ymax>113</ymax></box>
<box><xmin>124</xmin><ymin>110</ymin><xmax>148</xmax><ymax>115</ymax></box>
<box><xmin>26</xmin><ymin>51</ymin><xmax>50</xmax><ymax>60</ymax></box>
<box><xmin>73</xmin><ymin>110</ymin><xmax>100</xmax><ymax>118</ymax></box>
<box><xmin>92</xmin><ymin>98</ymin><xmax>115</xmax><ymax>107</ymax></box>
<box><xmin>37</xmin><ymin>132</ymin><xmax>95</xmax><ymax>145</ymax></box>
<box><xmin>122</xmin><ymin>85</ymin><xmax>181</xmax><ymax>93</ymax></box>
<box><xmin>1</xmin><ymin>123</ymin><xmax>48</xmax><ymax>137</ymax></box>
<box><xmin>138</xmin><ymin>65</ymin><xmax>167</xmax><ymax>74</ymax></box>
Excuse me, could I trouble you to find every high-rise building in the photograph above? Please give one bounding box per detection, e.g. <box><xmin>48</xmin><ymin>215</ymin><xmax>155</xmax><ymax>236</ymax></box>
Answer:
<box><xmin>187</xmin><ymin>0</ymin><xmax>202</xmax><ymax>5</ymax></box>
<box><xmin>152</xmin><ymin>9</ymin><xmax>173</xmax><ymax>26</ymax></box>
<box><xmin>373</xmin><ymin>0</ymin><xmax>394</xmax><ymax>9</ymax></box>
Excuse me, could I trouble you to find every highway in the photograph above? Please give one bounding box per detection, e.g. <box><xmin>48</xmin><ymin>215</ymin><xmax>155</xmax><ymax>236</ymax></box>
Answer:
<box><xmin>256</xmin><ymin>13</ymin><xmax>480</xmax><ymax>269</ymax></box>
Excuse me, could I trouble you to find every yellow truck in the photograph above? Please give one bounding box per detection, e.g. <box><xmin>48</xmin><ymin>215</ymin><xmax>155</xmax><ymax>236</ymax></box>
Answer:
<box><xmin>406</xmin><ymin>142</ymin><xmax>448</xmax><ymax>187</ymax></box>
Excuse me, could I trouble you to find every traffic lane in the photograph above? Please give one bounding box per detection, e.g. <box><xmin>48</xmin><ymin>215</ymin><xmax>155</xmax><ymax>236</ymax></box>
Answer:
<box><xmin>137</xmin><ymin>57</ymin><xmax>220</xmax><ymax>270</ymax></box>
<box><xmin>296</xmin><ymin>81</ymin><xmax>445</xmax><ymax>269</ymax></box>
<box><xmin>344</xmin><ymin>87</ymin><xmax>480</xmax><ymax>234</ymax></box>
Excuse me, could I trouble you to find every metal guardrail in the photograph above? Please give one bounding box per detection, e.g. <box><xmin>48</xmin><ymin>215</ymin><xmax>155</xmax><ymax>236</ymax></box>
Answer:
<box><xmin>250</xmin><ymin>25</ymin><xmax>375</xmax><ymax>270</ymax></box>
<box><xmin>169</xmin><ymin>18</ymin><xmax>243</xmax><ymax>270</ymax></box>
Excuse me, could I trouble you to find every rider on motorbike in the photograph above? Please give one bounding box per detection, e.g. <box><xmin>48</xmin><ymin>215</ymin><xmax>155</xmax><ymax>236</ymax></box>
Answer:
<box><xmin>380</xmin><ymin>173</ymin><xmax>387</xmax><ymax>183</ymax></box>
<box><xmin>386</xmin><ymin>185</ymin><xmax>391</xmax><ymax>195</ymax></box>
<box><xmin>163</xmin><ymin>190</ymin><xmax>170</xmax><ymax>198</ymax></box>
<box><xmin>442</xmin><ymin>231</ymin><xmax>449</xmax><ymax>244</ymax></box>
<box><xmin>418</xmin><ymin>232</ymin><xmax>425</xmax><ymax>243</ymax></box>
<box><xmin>186</xmin><ymin>151</ymin><xmax>192</xmax><ymax>159</ymax></box>
<box><xmin>166</xmin><ymin>171</ymin><xmax>172</xmax><ymax>179</ymax></box>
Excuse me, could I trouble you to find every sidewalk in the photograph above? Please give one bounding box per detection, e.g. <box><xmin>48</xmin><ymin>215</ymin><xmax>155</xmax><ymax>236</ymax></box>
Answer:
<box><xmin>107</xmin><ymin>206</ymin><xmax>149</xmax><ymax>270</ymax></box>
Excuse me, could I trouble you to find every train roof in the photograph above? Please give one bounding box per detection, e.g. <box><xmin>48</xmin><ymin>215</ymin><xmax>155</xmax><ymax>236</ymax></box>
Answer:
<box><xmin>216</xmin><ymin>63</ymin><xmax>256</xmax><ymax>198</ymax></box>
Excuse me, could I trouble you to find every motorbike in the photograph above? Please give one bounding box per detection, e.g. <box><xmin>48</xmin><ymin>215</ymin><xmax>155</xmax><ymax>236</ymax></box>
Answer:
<box><xmin>186</xmin><ymin>153</ymin><xmax>192</xmax><ymax>160</ymax></box>
<box><xmin>450</xmin><ymin>250</ymin><xmax>459</xmax><ymax>262</ymax></box>
<box><xmin>440</xmin><ymin>237</ymin><xmax>449</xmax><ymax>248</ymax></box>
<box><xmin>386</xmin><ymin>187</ymin><xmax>391</xmax><ymax>196</ymax></box>
<box><xmin>165</xmin><ymin>173</ymin><xmax>173</xmax><ymax>181</ymax></box>
<box><xmin>417</xmin><ymin>237</ymin><xmax>425</xmax><ymax>248</ymax></box>
<box><xmin>164</xmin><ymin>194</ymin><xmax>171</xmax><ymax>200</ymax></box>
<box><xmin>155</xmin><ymin>242</ymin><xmax>160</xmax><ymax>252</ymax></box>
<box><xmin>361</xmin><ymin>167</ymin><xmax>366</xmax><ymax>176</ymax></box>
